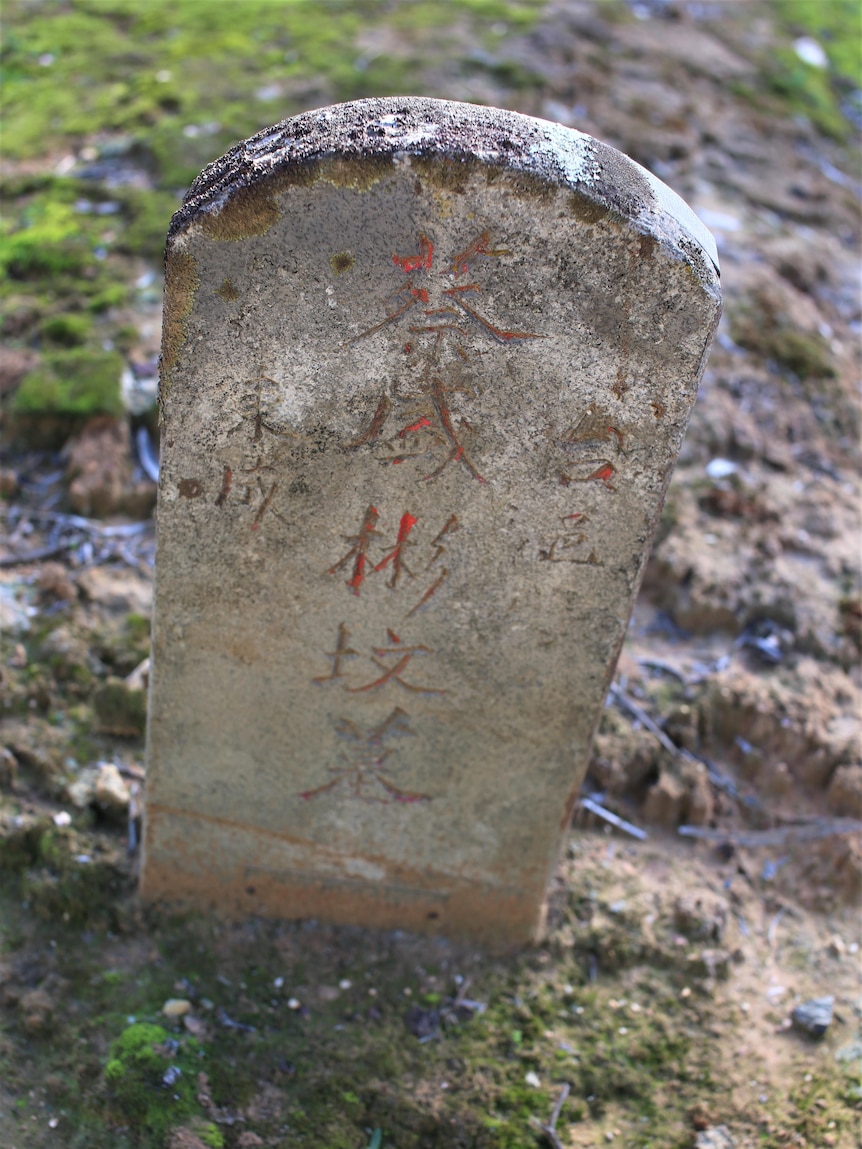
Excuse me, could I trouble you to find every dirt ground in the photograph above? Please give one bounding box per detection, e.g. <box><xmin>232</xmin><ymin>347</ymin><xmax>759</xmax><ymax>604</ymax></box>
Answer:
<box><xmin>1</xmin><ymin>2</ymin><xmax>860</xmax><ymax>1147</ymax></box>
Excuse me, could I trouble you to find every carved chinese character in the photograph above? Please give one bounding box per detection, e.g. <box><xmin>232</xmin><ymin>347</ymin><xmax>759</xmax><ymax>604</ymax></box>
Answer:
<box><xmin>555</xmin><ymin>407</ymin><xmax>625</xmax><ymax>490</ymax></box>
<box><xmin>342</xmin><ymin>230</ymin><xmax>544</xmax><ymax>482</ymax></box>
<box><xmin>348</xmin><ymin>629</ymin><xmax>446</xmax><ymax>696</ymax></box>
<box><xmin>313</xmin><ymin>622</ymin><xmax>359</xmax><ymax>685</ymax></box>
<box><xmin>299</xmin><ymin>708</ymin><xmax>430</xmax><ymax>804</ymax></box>
<box><xmin>325</xmin><ymin>509</ymin><xmax>459</xmax><ymax>612</ymax></box>
<box><xmin>326</xmin><ymin>505</ymin><xmax>381</xmax><ymax>594</ymax></box>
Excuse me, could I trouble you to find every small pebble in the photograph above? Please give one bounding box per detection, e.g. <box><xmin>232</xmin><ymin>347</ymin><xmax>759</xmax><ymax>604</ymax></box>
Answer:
<box><xmin>162</xmin><ymin>999</ymin><xmax>192</xmax><ymax>1018</ymax></box>
<box><xmin>792</xmin><ymin>996</ymin><xmax>833</xmax><ymax>1038</ymax></box>
<box><xmin>524</xmin><ymin>1071</ymin><xmax>541</xmax><ymax>1088</ymax></box>
<box><xmin>706</xmin><ymin>457</ymin><xmax>738</xmax><ymax>480</ymax></box>
<box><xmin>695</xmin><ymin>1127</ymin><xmax>735</xmax><ymax>1149</ymax></box>
<box><xmin>794</xmin><ymin>36</ymin><xmax>828</xmax><ymax>68</ymax></box>
<box><xmin>287</xmin><ymin>998</ymin><xmax>301</xmax><ymax>1010</ymax></box>
<box><xmin>827</xmin><ymin>934</ymin><xmax>846</xmax><ymax>958</ymax></box>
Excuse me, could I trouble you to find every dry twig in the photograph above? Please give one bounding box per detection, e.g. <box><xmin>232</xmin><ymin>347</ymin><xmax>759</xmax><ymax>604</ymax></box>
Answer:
<box><xmin>678</xmin><ymin>818</ymin><xmax>862</xmax><ymax>848</ymax></box>
<box><xmin>580</xmin><ymin>796</ymin><xmax>647</xmax><ymax>840</ymax></box>
<box><xmin>537</xmin><ymin>1083</ymin><xmax>570</xmax><ymax>1149</ymax></box>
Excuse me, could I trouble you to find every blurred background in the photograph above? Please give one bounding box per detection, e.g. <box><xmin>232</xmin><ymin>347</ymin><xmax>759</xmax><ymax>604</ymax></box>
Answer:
<box><xmin>1</xmin><ymin>4</ymin><xmax>862</xmax><ymax>1147</ymax></box>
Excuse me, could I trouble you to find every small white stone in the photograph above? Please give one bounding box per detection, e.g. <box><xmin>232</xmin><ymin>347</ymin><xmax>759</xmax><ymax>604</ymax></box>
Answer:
<box><xmin>52</xmin><ymin>811</ymin><xmax>71</xmax><ymax>828</ymax></box>
<box><xmin>287</xmin><ymin>997</ymin><xmax>301</xmax><ymax>1010</ymax></box>
<box><xmin>525</xmin><ymin>1071</ymin><xmax>541</xmax><ymax>1088</ymax></box>
<box><xmin>794</xmin><ymin>37</ymin><xmax>828</xmax><ymax>69</ymax></box>
<box><xmin>339</xmin><ymin>979</ymin><xmax>352</xmax><ymax>990</ymax></box>
<box><xmin>94</xmin><ymin>763</ymin><xmax>131</xmax><ymax>814</ymax></box>
<box><xmin>706</xmin><ymin>457</ymin><xmax>738</xmax><ymax>480</ymax></box>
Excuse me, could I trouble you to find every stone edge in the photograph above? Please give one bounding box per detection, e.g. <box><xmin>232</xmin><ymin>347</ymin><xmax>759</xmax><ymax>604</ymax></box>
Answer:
<box><xmin>166</xmin><ymin>96</ymin><xmax>720</xmax><ymax>279</ymax></box>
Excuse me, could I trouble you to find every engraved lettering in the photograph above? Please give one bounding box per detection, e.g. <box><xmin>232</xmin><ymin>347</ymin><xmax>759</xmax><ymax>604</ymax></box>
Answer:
<box><xmin>347</xmin><ymin>631</ymin><xmax>446</xmax><ymax>696</ymax></box>
<box><xmin>326</xmin><ymin>504</ymin><xmax>381</xmax><ymax>595</ymax></box>
<box><xmin>298</xmin><ymin>708</ymin><xmax>430</xmax><ymax>804</ymax></box>
<box><xmin>374</xmin><ymin>512</ymin><xmax>418</xmax><ymax>589</ymax></box>
<box><xmin>313</xmin><ymin>622</ymin><xmax>359</xmax><ymax>685</ymax></box>
<box><xmin>341</xmin><ymin>230</ymin><xmax>544</xmax><ymax>482</ymax></box>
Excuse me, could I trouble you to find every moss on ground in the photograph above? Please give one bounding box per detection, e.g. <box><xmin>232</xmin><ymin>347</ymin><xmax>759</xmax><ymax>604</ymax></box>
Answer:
<box><xmin>0</xmin><ymin>820</ymin><xmax>767</xmax><ymax>1147</ymax></box>
<box><xmin>103</xmin><ymin>1022</ymin><xmax>207</xmax><ymax>1142</ymax></box>
<box><xmin>12</xmin><ymin>349</ymin><xmax>125</xmax><ymax>417</ymax></box>
<box><xmin>2</xmin><ymin>0</ymin><xmax>545</xmax><ymax>172</ymax></box>
<box><xmin>746</xmin><ymin>1</ymin><xmax>862</xmax><ymax>142</ymax></box>
<box><xmin>2</xmin><ymin>804</ymin><xmax>858</xmax><ymax>1147</ymax></box>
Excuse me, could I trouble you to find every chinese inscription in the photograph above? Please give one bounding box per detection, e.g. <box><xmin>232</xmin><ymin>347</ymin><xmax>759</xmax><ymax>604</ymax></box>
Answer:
<box><xmin>298</xmin><ymin>708</ymin><xmax>430</xmax><ymax>804</ymax></box>
<box><xmin>301</xmin><ymin>228</ymin><xmax>545</xmax><ymax>802</ymax></box>
<box><xmin>343</xmin><ymin>231</ymin><xmax>544</xmax><ymax>483</ymax></box>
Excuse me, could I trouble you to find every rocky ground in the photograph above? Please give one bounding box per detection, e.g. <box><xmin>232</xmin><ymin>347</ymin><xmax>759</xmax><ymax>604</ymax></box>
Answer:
<box><xmin>1</xmin><ymin>1</ymin><xmax>860</xmax><ymax>1147</ymax></box>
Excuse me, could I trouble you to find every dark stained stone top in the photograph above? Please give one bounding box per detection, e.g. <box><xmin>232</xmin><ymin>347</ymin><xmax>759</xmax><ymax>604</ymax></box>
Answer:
<box><xmin>168</xmin><ymin>96</ymin><xmax>719</xmax><ymax>278</ymax></box>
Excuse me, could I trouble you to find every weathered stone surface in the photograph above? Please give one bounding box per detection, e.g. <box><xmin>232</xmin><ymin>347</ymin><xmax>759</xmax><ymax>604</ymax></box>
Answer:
<box><xmin>142</xmin><ymin>98</ymin><xmax>720</xmax><ymax>947</ymax></box>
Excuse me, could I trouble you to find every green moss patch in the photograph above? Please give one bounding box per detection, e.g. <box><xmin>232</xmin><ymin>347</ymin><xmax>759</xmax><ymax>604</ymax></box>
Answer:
<box><xmin>104</xmin><ymin>1022</ymin><xmax>208</xmax><ymax>1142</ymax></box>
<box><xmin>12</xmin><ymin>349</ymin><xmax>125</xmax><ymax>416</ymax></box>
<box><xmin>758</xmin><ymin>0</ymin><xmax>862</xmax><ymax>141</ymax></box>
<box><xmin>93</xmin><ymin>678</ymin><xmax>147</xmax><ymax>738</ymax></box>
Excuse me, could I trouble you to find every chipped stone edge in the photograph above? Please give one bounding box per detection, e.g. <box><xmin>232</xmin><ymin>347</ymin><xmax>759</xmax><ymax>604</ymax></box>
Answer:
<box><xmin>166</xmin><ymin>96</ymin><xmax>719</xmax><ymax>280</ymax></box>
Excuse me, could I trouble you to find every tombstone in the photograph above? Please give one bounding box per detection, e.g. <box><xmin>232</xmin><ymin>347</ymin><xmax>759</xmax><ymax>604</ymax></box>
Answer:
<box><xmin>142</xmin><ymin>97</ymin><xmax>720</xmax><ymax>949</ymax></box>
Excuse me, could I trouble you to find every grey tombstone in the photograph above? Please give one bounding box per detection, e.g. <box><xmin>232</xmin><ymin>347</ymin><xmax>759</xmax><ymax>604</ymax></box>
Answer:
<box><xmin>142</xmin><ymin>97</ymin><xmax>720</xmax><ymax>948</ymax></box>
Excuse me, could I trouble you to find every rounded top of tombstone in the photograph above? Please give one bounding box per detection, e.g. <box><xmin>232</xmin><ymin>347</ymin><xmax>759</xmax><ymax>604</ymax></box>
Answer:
<box><xmin>168</xmin><ymin>97</ymin><xmax>719</xmax><ymax>278</ymax></box>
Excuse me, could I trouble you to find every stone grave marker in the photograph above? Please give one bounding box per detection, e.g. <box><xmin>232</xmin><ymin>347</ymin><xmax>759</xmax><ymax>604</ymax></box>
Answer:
<box><xmin>142</xmin><ymin>97</ymin><xmax>720</xmax><ymax>948</ymax></box>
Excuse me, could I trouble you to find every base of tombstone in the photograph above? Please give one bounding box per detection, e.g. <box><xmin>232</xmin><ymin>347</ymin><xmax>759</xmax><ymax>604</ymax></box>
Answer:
<box><xmin>141</xmin><ymin>806</ymin><xmax>548</xmax><ymax>949</ymax></box>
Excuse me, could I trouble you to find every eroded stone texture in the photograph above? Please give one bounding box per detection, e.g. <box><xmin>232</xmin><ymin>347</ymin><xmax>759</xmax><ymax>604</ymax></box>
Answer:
<box><xmin>142</xmin><ymin>98</ymin><xmax>720</xmax><ymax>948</ymax></box>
